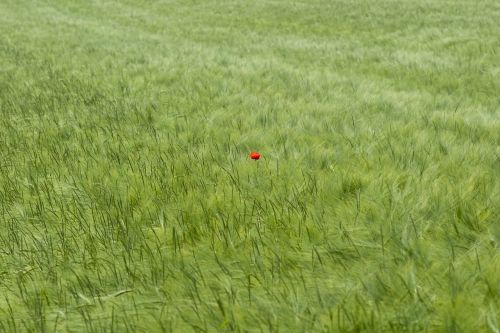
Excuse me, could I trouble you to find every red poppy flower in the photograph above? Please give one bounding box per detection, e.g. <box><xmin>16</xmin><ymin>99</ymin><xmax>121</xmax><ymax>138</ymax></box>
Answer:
<box><xmin>249</xmin><ymin>152</ymin><xmax>261</xmax><ymax>160</ymax></box>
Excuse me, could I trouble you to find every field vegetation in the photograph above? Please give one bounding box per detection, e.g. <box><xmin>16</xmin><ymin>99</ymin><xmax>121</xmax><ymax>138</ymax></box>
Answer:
<box><xmin>0</xmin><ymin>0</ymin><xmax>499</xmax><ymax>331</ymax></box>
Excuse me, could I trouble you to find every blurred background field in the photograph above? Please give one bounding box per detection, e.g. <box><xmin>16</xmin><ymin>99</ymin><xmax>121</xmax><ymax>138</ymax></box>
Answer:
<box><xmin>0</xmin><ymin>0</ymin><xmax>499</xmax><ymax>331</ymax></box>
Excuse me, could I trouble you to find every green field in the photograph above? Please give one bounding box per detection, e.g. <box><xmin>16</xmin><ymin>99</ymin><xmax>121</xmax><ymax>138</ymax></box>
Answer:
<box><xmin>0</xmin><ymin>0</ymin><xmax>499</xmax><ymax>331</ymax></box>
